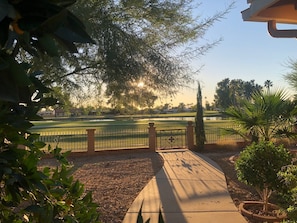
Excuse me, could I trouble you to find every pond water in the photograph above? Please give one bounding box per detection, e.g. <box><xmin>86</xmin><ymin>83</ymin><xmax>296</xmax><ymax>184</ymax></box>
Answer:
<box><xmin>89</xmin><ymin>119</ymin><xmax>115</xmax><ymax>122</ymax></box>
<box><xmin>140</xmin><ymin>116</ymin><xmax>222</xmax><ymax>121</ymax></box>
<box><xmin>203</xmin><ymin>116</ymin><xmax>222</xmax><ymax>121</ymax></box>
<box><xmin>88</xmin><ymin>116</ymin><xmax>222</xmax><ymax>122</ymax></box>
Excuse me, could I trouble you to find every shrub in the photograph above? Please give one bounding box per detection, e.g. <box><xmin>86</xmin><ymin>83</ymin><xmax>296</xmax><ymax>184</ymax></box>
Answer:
<box><xmin>278</xmin><ymin>164</ymin><xmax>297</xmax><ymax>222</ymax></box>
<box><xmin>235</xmin><ymin>141</ymin><xmax>292</xmax><ymax>213</ymax></box>
<box><xmin>0</xmin><ymin>143</ymin><xmax>101</xmax><ymax>222</ymax></box>
<box><xmin>0</xmin><ymin>1</ymin><xmax>100</xmax><ymax>222</ymax></box>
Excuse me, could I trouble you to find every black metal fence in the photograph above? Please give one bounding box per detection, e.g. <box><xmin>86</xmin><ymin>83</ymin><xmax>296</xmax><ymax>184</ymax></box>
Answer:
<box><xmin>203</xmin><ymin>126</ymin><xmax>243</xmax><ymax>144</ymax></box>
<box><xmin>157</xmin><ymin>129</ymin><xmax>187</xmax><ymax>149</ymax></box>
<box><xmin>38</xmin><ymin>130</ymin><xmax>87</xmax><ymax>152</ymax></box>
<box><xmin>38</xmin><ymin>129</ymin><xmax>149</xmax><ymax>152</ymax></box>
<box><xmin>37</xmin><ymin>124</ymin><xmax>245</xmax><ymax>152</ymax></box>
<box><xmin>94</xmin><ymin>128</ymin><xmax>148</xmax><ymax>151</ymax></box>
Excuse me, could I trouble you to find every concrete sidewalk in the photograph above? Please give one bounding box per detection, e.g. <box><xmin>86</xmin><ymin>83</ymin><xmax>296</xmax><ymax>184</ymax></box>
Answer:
<box><xmin>122</xmin><ymin>149</ymin><xmax>247</xmax><ymax>223</ymax></box>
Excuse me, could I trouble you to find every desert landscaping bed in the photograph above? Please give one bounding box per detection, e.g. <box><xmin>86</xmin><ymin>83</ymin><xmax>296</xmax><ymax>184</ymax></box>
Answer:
<box><xmin>40</xmin><ymin>149</ymin><xmax>262</xmax><ymax>223</ymax></box>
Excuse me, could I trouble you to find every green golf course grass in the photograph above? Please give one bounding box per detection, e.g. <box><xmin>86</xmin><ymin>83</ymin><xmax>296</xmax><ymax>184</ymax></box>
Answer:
<box><xmin>31</xmin><ymin>112</ymin><xmax>242</xmax><ymax>151</ymax></box>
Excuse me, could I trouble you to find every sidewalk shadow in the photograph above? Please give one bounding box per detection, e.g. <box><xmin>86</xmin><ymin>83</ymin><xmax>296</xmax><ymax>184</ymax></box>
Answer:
<box><xmin>155</xmin><ymin>168</ymin><xmax>188</xmax><ymax>223</ymax></box>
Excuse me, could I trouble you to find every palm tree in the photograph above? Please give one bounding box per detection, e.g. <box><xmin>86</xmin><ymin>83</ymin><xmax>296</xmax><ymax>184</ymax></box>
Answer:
<box><xmin>224</xmin><ymin>90</ymin><xmax>297</xmax><ymax>143</ymax></box>
<box><xmin>264</xmin><ymin>80</ymin><xmax>273</xmax><ymax>91</ymax></box>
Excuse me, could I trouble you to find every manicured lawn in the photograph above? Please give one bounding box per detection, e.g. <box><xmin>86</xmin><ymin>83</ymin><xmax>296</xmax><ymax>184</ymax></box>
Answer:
<box><xmin>31</xmin><ymin>117</ymin><xmax>233</xmax><ymax>132</ymax></box>
<box><xmin>31</xmin><ymin>111</ymin><xmax>223</xmax><ymax>131</ymax></box>
<box><xmin>31</xmin><ymin>113</ymin><xmax>241</xmax><ymax>151</ymax></box>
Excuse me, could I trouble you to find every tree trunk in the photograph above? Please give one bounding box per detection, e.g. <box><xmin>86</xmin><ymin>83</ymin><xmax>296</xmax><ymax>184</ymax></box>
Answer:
<box><xmin>262</xmin><ymin>187</ymin><xmax>271</xmax><ymax>213</ymax></box>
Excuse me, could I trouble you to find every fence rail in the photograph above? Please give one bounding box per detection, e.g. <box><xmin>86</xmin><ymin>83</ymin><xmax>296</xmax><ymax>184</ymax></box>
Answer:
<box><xmin>37</xmin><ymin>122</ymin><xmax>245</xmax><ymax>152</ymax></box>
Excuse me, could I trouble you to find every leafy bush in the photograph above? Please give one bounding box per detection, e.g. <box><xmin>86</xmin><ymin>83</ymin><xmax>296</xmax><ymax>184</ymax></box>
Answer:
<box><xmin>0</xmin><ymin>132</ymin><xmax>101</xmax><ymax>222</ymax></box>
<box><xmin>278</xmin><ymin>164</ymin><xmax>297</xmax><ymax>222</ymax></box>
<box><xmin>0</xmin><ymin>1</ymin><xmax>100</xmax><ymax>222</ymax></box>
<box><xmin>235</xmin><ymin>141</ymin><xmax>292</xmax><ymax>213</ymax></box>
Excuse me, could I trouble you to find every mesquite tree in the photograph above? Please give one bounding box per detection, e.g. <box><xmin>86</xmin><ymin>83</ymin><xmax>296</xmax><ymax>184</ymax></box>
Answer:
<box><xmin>24</xmin><ymin>0</ymin><xmax>234</xmax><ymax>103</ymax></box>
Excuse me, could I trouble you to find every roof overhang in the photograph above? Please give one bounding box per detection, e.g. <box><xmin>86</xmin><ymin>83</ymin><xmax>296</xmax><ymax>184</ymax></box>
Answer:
<box><xmin>242</xmin><ymin>0</ymin><xmax>297</xmax><ymax>38</ymax></box>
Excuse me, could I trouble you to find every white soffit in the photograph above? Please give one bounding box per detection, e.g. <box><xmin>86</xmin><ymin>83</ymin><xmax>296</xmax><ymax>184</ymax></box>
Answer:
<box><xmin>242</xmin><ymin>0</ymin><xmax>297</xmax><ymax>24</ymax></box>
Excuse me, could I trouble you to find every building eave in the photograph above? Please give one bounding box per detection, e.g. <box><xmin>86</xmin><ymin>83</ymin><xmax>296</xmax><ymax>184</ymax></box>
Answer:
<box><xmin>242</xmin><ymin>0</ymin><xmax>297</xmax><ymax>37</ymax></box>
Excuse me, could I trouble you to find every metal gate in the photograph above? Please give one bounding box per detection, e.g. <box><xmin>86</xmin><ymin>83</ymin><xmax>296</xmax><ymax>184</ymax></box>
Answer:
<box><xmin>157</xmin><ymin>129</ymin><xmax>187</xmax><ymax>149</ymax></box>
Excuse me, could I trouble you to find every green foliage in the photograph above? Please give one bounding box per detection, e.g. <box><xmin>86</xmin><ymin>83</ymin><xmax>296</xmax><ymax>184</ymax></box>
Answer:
<box><xmin>195</xmin><ymin>82</ymin><xmax>206</xmax><ymax>149</ymax></box>
<box><xmin>0</xmin><ymin>1</ymin><xmax>100</xmax><ymax>222</ymax></box>
<box><xmin>236</xmin><ymin>141</ymin><xmax>291</xmax><ymax>191</ymax></box>
<box><xmin>214</xmin><ymin>78</ymin><xmax>263</xmax><ymax>110</ymax></box>
<box><xmin>0</xmin><ymin>0</ymin><xmax>94</xmax><ymax>54</ymax></box>
<box><xmin>49</xmin><ymin>86</ymin><xmax>73</xmax><ymax>113</ymax></box>
<box><xmin>224</xmin><ymin>90</ymin><xmax>297</xmax><ymax>143</ymax></box>
<box><xmin>278</xmin><ymin>164</ymin><xmax>297</xmax><ymax>222</ymax></box>
<box><xmin>137</xmin><ymin>201</ymin><xmax>164</xmax><ymax>223</ymax></box>
<box><xmin>39</xmin><ymin>147</ymin><xmax>99</xmax><ymax>223</ymax></box>
<box><xmin>235</xmin><ymin>141</ymin><xmax>292</xmax><ymax>212</ymax></box>
<box><xmin>0</xmin><ymin>0</ymin><xmax>93</xmax><ymax>104</ymax></box>
<box><xmin>105</xmin><ymin>82</ymin><xmax>158</xmax><ymax>113</ymax></box>
<box><xmin>0</xmin><ymin>74</ymin><xmax>100</xmax><ymax>221</ymax></box>
<box><xmin>26</xmin><ymin>0</ymin><xmax>233</xmax><ymax>104</ymax></box>
<box><xmin>1</xmin><ymin>145</ymin><xmax>100</xmax><ymax>222</ymax></box>
<box><xmin>284</xmin><ymin>59</ymin><xmax>297</xmax><ymax>92</ymax></box>
<box><xmin>264</xmin><ymin>80</ymin><xmax>273</xmax><ymax>91</ymax></box>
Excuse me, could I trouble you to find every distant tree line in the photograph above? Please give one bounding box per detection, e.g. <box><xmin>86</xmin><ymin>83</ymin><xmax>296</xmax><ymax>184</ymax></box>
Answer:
<box><xmin>46</xmin><ymin>78</ymin><xmax>278</xmax><ymax>115</ymax></box>
<box><xmin>214</xmin><ymin>78</ymin><xmax>264</xmax><ymax>111</ymax></box>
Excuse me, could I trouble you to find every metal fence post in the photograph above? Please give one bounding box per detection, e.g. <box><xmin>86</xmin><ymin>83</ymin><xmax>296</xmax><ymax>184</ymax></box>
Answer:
<box><xmin>187</xmin><ymin>121</ymin><xmax>194</xmax><ymax>150</ymax></box>
<box><xmin>86</xmin><ymin>129</ymin><xmax>96</xmax><ymax>153</ymax></box>
<box><xmin>148</xmin><ymin>123</ymin><xmax>156</xmax><ymax>151</ymax></box>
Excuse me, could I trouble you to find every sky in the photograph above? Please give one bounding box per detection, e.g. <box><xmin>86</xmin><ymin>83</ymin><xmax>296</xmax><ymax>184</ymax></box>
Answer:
<box><xmin>168</xmin><ymin>0</ymin><xmax>297</xmax><ymax>107</ymax></box>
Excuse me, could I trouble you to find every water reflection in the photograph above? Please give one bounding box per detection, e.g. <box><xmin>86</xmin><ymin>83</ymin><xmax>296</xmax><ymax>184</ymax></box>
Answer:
<box><xmin>51</xmin><ymin>116</ymin><xmax>223</xmax><ymax>123</ymax></box>
<box><xmin>89</xmin><ymin>119</ymin><xmax>115</xmax><ymax>122</ymax></box>
<box><xmin>139</xmin><ymin>116</ymin><xmax>222</xmax><ymax>121</ymax></box>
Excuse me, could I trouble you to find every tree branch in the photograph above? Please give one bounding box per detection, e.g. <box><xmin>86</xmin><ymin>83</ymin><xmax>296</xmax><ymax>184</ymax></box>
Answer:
<box><xmin>59</xmin><ymin>65</ymin><xmax>96</xmax><ymax>79</ymax></box>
